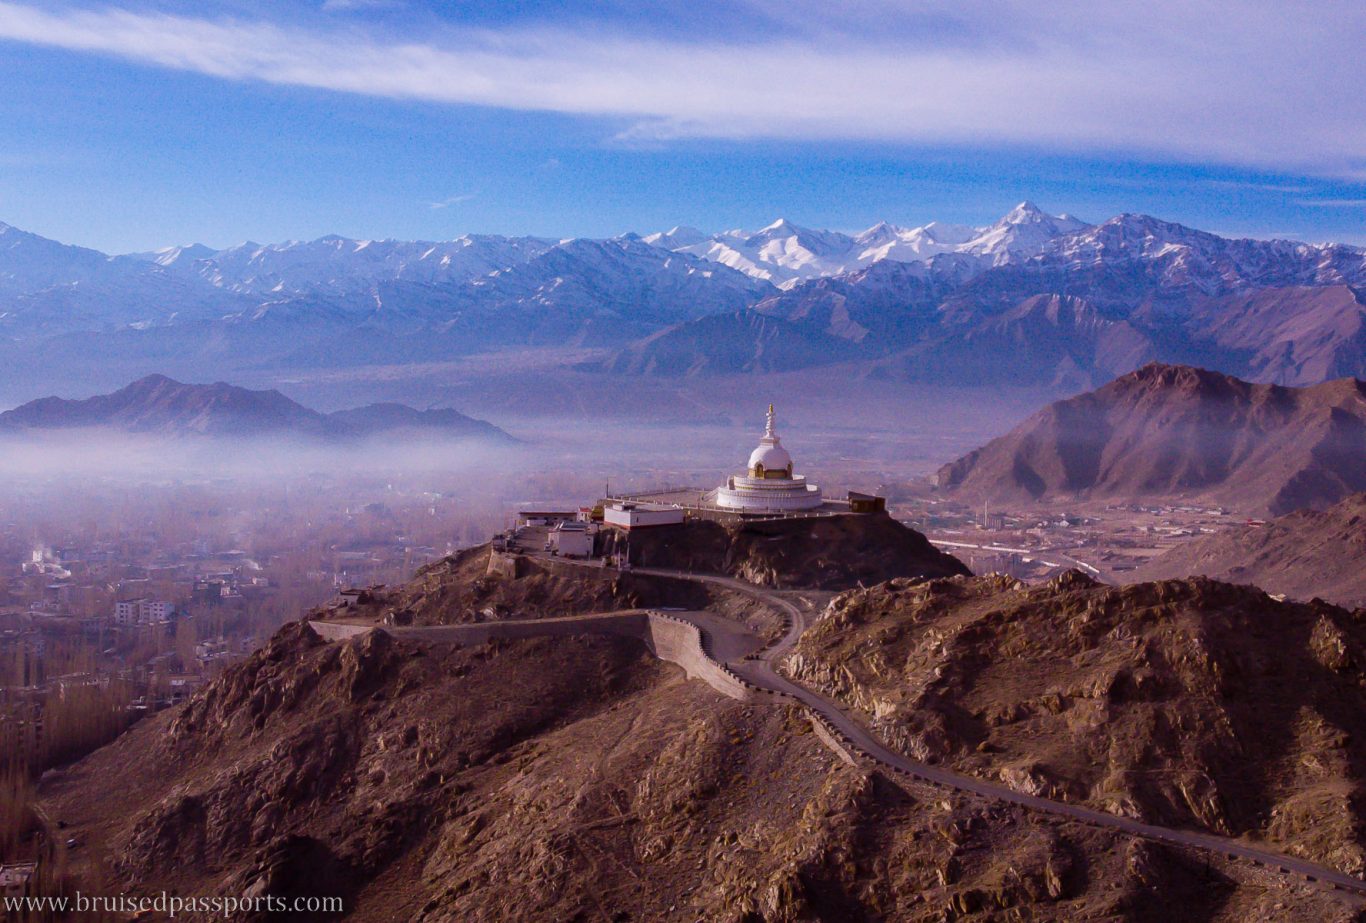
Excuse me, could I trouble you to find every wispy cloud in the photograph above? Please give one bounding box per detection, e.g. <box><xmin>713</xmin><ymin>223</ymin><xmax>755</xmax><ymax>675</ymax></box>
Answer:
<box><xmin>1203</xmin><ymin>179</ymin><xmax>1315</xmax><ymax>195</ymax></box>
<box><xmin>0</xmin><ymin>1</ymin><xmax>1364</xmax><ymax>172</ymax></box>
<box><xmin>1296</xmin><ymin>198</ymin><xmax>1366</xmax><ymax>208</ymax></box>
<box><xmin>428</xmin><ymin>193</ymin><xmax>476</xmax><ymax>210</ymax></box>
<box><xmin>321</xmin><ymin>0</ymin><xmax>404</xmax><ymax>10</ymax></box>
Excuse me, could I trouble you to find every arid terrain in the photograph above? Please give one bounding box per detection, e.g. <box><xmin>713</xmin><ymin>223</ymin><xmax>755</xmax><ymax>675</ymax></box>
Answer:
<box><xmin>787</xmin><ymin>572</ymin><xmax>1366</xmax><ymax>881</ymax></box>
<box><xmin>934</xmin><ymin>364</ymin><xmax>1366</xmax><ymax>515</ymax></box>
<box><xmin>35</xmin><ymin>512</ymin><xmax>1366</xmax><ymax>921</ymax></box>
<box><xmin>1132</xmin><ymin>493</ymin><xmax>1366</xmax><ymax>608</ymax></box>
<box><xmin>9</xmin><ymin>3</ymin><xmax>1366</xmax><ymax>918</ymax></box>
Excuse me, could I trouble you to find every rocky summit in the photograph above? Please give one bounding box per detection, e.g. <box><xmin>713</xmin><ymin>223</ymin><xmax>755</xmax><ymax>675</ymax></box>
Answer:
<box><xmin>935</xmin><ymin>363</ymin><xmax>1366</xmax><ymax>514</ymax></box>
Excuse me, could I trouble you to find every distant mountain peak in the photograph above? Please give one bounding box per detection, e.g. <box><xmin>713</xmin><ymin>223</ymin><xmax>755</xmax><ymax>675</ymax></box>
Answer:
<box><xmin>1002</xmin><ymin>201</ymin><xmax>1046</xmax><ymax>222</ymax></box>
<box><xmin>0</xmin><ymin>375</ymin><xmax>514</xmax><ymax>443</ymax></box>
<box><xmin>140</xmin><ymin>243</ymin><xmax>216</xmax><ymax>267</ymax></box>
<box><xmin>936</xmin><ymin>364</ymin><xmax>1366</xmax><ymax>515</ymax></box>
<box><xmin>125</xmin><ymin>372</ymin><xmax>178</xmax><ymax>388</ymax></box>
<box><xmin>855</xmin><ymin>221</ymin><xmax>903</xmax><ymax>244</ymax></box>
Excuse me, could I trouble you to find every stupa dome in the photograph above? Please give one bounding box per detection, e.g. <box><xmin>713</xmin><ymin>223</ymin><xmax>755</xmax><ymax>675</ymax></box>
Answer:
<box><xmin>748</xmin><ymin>442</ymin><xmax>792</xmax><ymax>473</ymax></box>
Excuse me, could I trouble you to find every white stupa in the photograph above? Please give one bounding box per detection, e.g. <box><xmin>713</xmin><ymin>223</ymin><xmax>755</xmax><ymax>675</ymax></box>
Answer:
<box><xmin>715</xmin><ymin>405</ymin><xmax>823</xmax><ymax>512</ymax></box>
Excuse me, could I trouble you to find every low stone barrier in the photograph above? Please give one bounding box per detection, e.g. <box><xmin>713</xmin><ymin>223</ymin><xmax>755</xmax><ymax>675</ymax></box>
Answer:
<box><xmin>307</xmin><ymin>611</ymin><xmax>752</xmax><ymax>702</ymax></box>
<box><xmin>307</xmin><ymin>621</ymin><xmax>374</xmax><ymax>642</ymax></box>
<box><xmin>808</xmin><ymin>714</ymin><xmax>859</xmax><ymax>766</ymax></box>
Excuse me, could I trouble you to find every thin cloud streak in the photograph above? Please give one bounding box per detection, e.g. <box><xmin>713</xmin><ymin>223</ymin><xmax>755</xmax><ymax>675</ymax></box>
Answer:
<box><xmin>321</xmin><ymin>0</ymin><xmax>405</xmax><ymax>10</ymax></box>
<box><xmin>0</xmin><ymin>2</ymin><xmax>1364</xmax><ymax>172</ymax></box>
<box><xmin>1296</xmin><ymin>199</ymin><xmax>1366</xmax><ymax>208</ymax></box>
<box><xmin>429</xmin><ymin>193</ymin><xmax>476</xmax><ymax>210</ymax></box>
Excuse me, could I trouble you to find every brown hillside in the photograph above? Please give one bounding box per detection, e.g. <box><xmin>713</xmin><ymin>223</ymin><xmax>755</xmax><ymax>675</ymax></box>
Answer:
<box><xmin>1132</xmin><ymin>492</ymin><xmax>1366</xmax><ymax>608</ymax></box>
<box><xmin>39</xmin><ymin>604</ymin><xmax>1352</xmax><ymax>921</ymax></box>
<box><xmin>935</xmin><ymin>363</ymin><xmax>1366</xmax><ymax>514</ymax></box>
<box><xmin>786</xmin><ymin>571</ymin><xmax>1366</xmax><ymax>879</ymax></box>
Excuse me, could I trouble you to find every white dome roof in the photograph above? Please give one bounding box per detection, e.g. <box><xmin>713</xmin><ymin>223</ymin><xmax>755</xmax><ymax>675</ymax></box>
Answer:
<box><xmin>748</xmin><ymin>442</ymin><xmax>791</xmax><ymax>472</ymax></box>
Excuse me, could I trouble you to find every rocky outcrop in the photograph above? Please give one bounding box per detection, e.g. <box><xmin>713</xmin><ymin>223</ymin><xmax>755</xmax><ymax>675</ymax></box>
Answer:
<box><xmin>385</xmin><ymin>545</ymin><xmax>715</xmax><ymax>626</ymax></box>
<box><xmin>786</xmin><ymin>571</ymin><xmax>1366</xmax><ymax>878</ymax></box>
<box><xmin>615</xmin><ymin>511</ymin><xmax>970</xmax><ymax>590</ymax></box>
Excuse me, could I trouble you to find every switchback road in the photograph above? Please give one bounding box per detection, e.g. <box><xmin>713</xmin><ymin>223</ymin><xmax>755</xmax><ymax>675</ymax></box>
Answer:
<box><xmin>316</xmin><ymin>550</ymin><xmax>1366</xmax><ymax>902</ymax></box>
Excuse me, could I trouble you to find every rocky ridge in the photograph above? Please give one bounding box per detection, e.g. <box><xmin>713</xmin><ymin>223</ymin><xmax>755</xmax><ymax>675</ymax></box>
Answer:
<box><xmin>1132</xmin><ymin>492</ymin><xmax>1366</xmax><ymax>608</ymax></box>
<box><xmin>785</xmin><ymin>570</ymin><xmax>1366</xmax><ymax>880</ymax></box>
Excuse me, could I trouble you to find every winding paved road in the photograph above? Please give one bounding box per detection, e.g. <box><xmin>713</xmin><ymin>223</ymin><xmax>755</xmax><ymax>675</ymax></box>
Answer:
<box><xmin>330</xmin><ymin>550</ymin><xmax>1366</xmax><ymax>902</ymax></box>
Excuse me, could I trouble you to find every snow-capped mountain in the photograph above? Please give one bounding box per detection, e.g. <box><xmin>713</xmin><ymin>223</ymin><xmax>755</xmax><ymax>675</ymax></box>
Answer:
<box><xmin>640</xmin><ymin>226</ymin><xmax>710</xmax><ymax>250</ymax></box>
<box><xmin>0</xmin><ymin>207</ymin><xmax>1362</xmax><ymax>395</ymax></box>
<box><xmin>606</xmin><ymin>208</ymin><xmax>1366</xmax><ymax>388</ymax></box>
<box><xmin>137</xmin><ymin>242</ymin><xmax>217</xmax><ymax>269</ymax></box>
<box><xmin>1030</xmin><ymin>213</ymin><xmax>1366</xmax><ymax>295</ymax></box>
<box><xmin>151</xmin><ymin>234</ymin><xmax>561</xmax><ymax>297</ymax></box>
<box><xmin>0</xmin><ymin>222</ymin><xmax>245</xmax><ymax>332</ymax></box>
<box><xmin>644</xmin><ymin>202</ymin><xmax>1093</xmax><ymax>288</ymax></box>
<box><xmin>0</xmin><ymin>220</ymin><xmax>157</xmax><ymax>295</ymax></box>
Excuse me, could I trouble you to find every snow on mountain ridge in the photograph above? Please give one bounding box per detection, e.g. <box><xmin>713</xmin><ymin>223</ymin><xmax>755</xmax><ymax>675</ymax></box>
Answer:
<box><xmin>641</xmin><ymin>203</ymin><xmax>1097</xmax><ymax>287</ymax></box>
<box><xmin>148</xmin><ymin>233</ymin><xmax>561</xmax><ymax>297</ymax></box>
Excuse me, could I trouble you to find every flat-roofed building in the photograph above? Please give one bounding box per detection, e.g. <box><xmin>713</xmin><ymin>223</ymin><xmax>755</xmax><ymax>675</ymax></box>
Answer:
<box><xmin>549</xmin><ymin>520</ymin><xmax>595</xmax><ymax>557</ymax></box>
<box><xmin>603</xmin><ymin>502</ymin><xmax>685</xmax><ymax>531</ymax></box>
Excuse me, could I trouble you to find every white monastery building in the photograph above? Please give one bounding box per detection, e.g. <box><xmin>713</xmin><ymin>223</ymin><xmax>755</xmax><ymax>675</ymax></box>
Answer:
<box><xmin>603</xmin><ymin>501</ymin><xmax>686</xmax><ymax>531</ymax></box>
<box><xmin>715</xmin><ymin>405</ymin><xmax>823</xmax><ymax>512</ymax></box>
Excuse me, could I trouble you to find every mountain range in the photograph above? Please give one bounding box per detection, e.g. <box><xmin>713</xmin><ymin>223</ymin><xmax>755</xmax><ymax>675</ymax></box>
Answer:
<box><xmin>642</xmin><ymin>203</ymin><xmax>1091</xmax><ymax>288</ymax></box>
<box><xmin>0</xmin><ymin>374</ymin><xmax>513</xmax><ymax>442</ymax></box>
<box><xmin>2</xmin><ymin>205</ymin><xmax>1364</xmax><ymax>391</ymax></box>
<box><xmin>934</xmin><ymin>363</ymin><xmax>1366</xmax><ymax>515</ymax></box>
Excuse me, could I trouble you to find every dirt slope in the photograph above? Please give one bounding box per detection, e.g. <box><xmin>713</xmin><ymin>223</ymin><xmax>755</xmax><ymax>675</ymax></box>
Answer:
<box><xmin>39</xmin><ymin>615</ymin><xmax>1350</xmax><ymax>922</ymax></box>
<box><xmin>935</xmin><ymin>363</ymin><xmax>1366</xmax><ymax>514</ymax></box>
<box><xmin>1132</xmin><ymin>493</ymin><xmax>1366</xmax><ymax>608</ymax></box>
<box><xmin>787</xmin><ymin>571</ymin><xmax>1366</xmax><ymax>880</ymax></box>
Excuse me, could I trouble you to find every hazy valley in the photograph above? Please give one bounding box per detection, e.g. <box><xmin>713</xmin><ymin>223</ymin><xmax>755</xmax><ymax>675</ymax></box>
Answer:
<box><xmin>0</xmin><ymin>209</ymin><xmax>1364</xmax><ymax>922</ymax></box>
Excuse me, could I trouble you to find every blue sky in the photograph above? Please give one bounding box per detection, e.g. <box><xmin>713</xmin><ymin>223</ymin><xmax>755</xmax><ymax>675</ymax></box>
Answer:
<box><xmin>1</xmin><ymin>0</ymin><xmax>1364</xmax><ymax>252</ymax></box>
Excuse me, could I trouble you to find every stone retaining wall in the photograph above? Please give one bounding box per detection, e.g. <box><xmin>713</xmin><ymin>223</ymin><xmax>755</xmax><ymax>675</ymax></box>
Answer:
<box><xmin>306</xmin><ymin>611</ymin><xmax>752</xmax><ymax>702</ymax></box>
<box><xmin>307</xmin><ymin>621</ymin><xmax>374</xmax><ymax>642</ymax></box>
<box><xmin>641</xmin><ymin>613</ymin><xmax>751</xmax><ymax>701</ymax></box>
